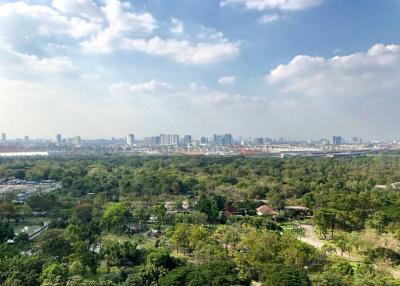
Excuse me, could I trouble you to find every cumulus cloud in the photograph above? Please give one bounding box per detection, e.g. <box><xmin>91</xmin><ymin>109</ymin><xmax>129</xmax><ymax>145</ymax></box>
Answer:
<box><xmin>171</xmin><ymin>18</ymin><xmax>184</xmax><ymax>34</ymax></box>
<box><xmin>258</xmin><ymin>13</ymin><xmax>281</xmax><ymax>24</ymax></box>
<box><xmin>110</xmin><ymin>80</ymin><xmax>173</xmax><ymax>95</ymax></box>
<box><xmin>51</xmin><ymin>0</ymin><xmax>103</xmax><ymax>21</ymax></box>
<box><xmin>0</xmin><ymin>1</ymin><xmax>99</xmax><ymax>43</ymax></box>
<box><xmin>262</xmin><ymin>43</ymin><xmax>400</xmax><ymax>138</ymax></box>
<box><xmin>220</xmin><ymin>0</ymin><xmax>322</xmax><ymax>11</ymax></box>
<box><xmin>0</xmin><ymin>45</ymin><xmax>74</xmax><ymax>73</ymax></box>
<box><xmin>218</xmin><ymin>76</ymin><xmax>236</xmax><ymax>85</ymax></box>
<box><xmin>81</xmin><ymin>0</ymin><xmax>157</xmax><ymax>53</ymax></box>
<box><xmin>82</xmin><ymin>4</ymin><xmax>238</xmax><ymax>65</ymax></box>
<box><xmin>120</xmin><ymin>37</ymin><xmax>239</xmax><ymax>64</ymax></box>
<box><xmin>267</xmin><ymin>43</ymin><xmax>400</xmax><ymax>97</ymax></box>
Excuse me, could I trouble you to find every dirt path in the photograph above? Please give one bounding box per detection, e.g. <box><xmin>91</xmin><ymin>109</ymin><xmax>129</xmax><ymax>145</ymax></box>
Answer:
<box><xmin>297</xmin><ymin>223</ymin><xmax>361</xmax><ymax>262</ymax></box>
<box><xmin>296</xmin><ymin>223</ymin><xmax>400</xmax><ymax>279</ymax></box>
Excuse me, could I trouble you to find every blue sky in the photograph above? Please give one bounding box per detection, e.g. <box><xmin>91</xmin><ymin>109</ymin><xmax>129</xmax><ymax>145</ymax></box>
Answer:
<box><xmin>0</xmin><ymin>0</ymin><xmax>400</xmax><ymax>140</ymax></box>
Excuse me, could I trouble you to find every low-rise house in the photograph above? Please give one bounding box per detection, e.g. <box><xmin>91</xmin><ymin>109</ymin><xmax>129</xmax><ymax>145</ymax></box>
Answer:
<box><xmin>164</xmin><ymin>201</ymin><xmax>176</xmax><ymax>211</ymax></box>
<box><xmin>284</xmin><ymin>206</ymin><xmax>311</xmax><ymax>219</ymax></box>
<box><xmin>222</xmin><ymin>207</ymin><xmax>244</xmax><ymax>218</ymax></box>
<box><xmin>256</xmin><ymin>205</ymin><xmax>278</xmax><ymax>216</ymax></box>
<box><xmin>181</xmin><ymin>200</ymin><xmax>190</xmax><ymax>210</ymax></box>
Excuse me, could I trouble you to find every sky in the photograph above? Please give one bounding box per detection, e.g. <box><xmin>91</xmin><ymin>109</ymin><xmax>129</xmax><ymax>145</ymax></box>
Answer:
<box><xmin>0</xmin><ymin>0</ymin><xmax>400</xmax><ymax>140</ymax></box>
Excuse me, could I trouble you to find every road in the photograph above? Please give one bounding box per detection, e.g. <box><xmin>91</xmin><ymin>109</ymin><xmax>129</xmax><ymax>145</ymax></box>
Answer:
<box><xmin>297</xmin><ymin>223</ymin><xmax>360</xmax><ymax>261</ymax></box>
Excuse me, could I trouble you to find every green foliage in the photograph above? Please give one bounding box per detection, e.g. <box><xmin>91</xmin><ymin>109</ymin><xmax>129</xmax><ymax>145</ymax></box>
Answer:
<box><xmin>0</xmin><ymin>222</ymin><xmax>14</xmax><ymax>242</ymax></box>
<box><xmin>261</xmin><ymin>264</ymin><xmax>311</xmax><ymax>286</ymax></box>
<box><xmin>101</xmin><ymin>240</ymin><xmax>142</xmax><ymax>269</ymax></box>
<box><xmin>101</xmin><ymin>203</ymin><xmax>132</xmax><ymax>233</ymax></box>
<box><xmin>38</xmin><ymin>229</ymin><xmax>72</xmax><ymax>260</ymax></box>
<box><xmin>195</xmin><ymin>194</ymin><xmax>226</xmax><ymax>222</ymax></box>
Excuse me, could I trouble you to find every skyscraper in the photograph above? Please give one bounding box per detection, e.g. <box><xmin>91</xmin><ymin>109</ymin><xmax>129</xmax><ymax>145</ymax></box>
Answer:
<box><xmin>183</xmin><ymin>135</ymin><xmax>192</xmax><ymax>146</ymax></box>
<box><xmin>126</xmin><ymin>134</ymin><xmax>135</xmax><ymax>146</ymax></box>
<box><xmin>160</xmin><ymin>134</ymin><xmax>179</xmax><ymax>146</ymax></box>
<box><xmin>1</xmin><ymin>133</ymin><xmax>6</xmax><ymax>144</ymax></box>
<box><xmin>332</xmin><ymin>136</ymin><xmax>342</xmax><ymax>146</ymax></box>
<box><xmin>213</xmin><ymin>133</ymin><xmax>233</xmax><ymax>145</ymax></box>
<box><xmin>56</xmin><ymin>134</ymin><xmax>62</xmax><ymax>146</ymax></box>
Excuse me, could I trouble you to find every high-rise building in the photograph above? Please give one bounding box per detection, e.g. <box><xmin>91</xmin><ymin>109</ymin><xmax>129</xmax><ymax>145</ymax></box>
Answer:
<box><xmin>320</xmin><ymin>138</ymin><xmax>330</xmax><ymax>146</ymax></box>
<box><xmin>24</xmin><ymin>136</ymin><xmax>29</xmax><ymax>142</ymax></box>
<box><xmin>144</xmin><ymin>136</ymin><xmax>161</xmax><ymax>146</ymax></box>
<box><xmin>69</xmin><ymin>136</ymin><xmax>81</xmax><ymax>147</ymax></box>
<box><xmin>160</xmin><ymin>134</ymin><xmax>179</xmax><ymax>146</ymax></box>
<box><xmin>253</xmin><ymin>138</ymin><xmax>264</xmax><ymax>145</ymax></box>
<box><xmin>126</xmin><ymin>134</ymin><xmax>135</xmax><ymax>146</ymax></box>
<box><xmin>200</xmin><ymin>137</ymin><xmax>208</xmax><ymax>144</ymax></box>
<box><xmin>213</xmin><ymin>133</ymin><xmax>233</xmax><ymax>145</ymax></box>
<box><xmin>332</xmin><ymin>136</ymin><xmax>342</xmax><ymax>146</ymax></box>
<box><xmin>56</xmin><ymin>134</ymin><xmax>62</xmax><ymax>146</ymax></box>
<box><xmin>183</xmin><ymin>135</ymin><xmax>192</xmax><ymax>146</ymax></box>
<box><xmin>1</xmin><ymin>133</ymin><xmax>6</xmax><ymax>144</ymax></box>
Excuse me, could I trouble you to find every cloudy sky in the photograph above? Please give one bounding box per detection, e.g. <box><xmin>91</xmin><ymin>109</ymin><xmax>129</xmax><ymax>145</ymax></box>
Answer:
<box><xmin>0</xmin><ymin>0</ymin><xmax>399</xmax><ymax>140</ymax></box>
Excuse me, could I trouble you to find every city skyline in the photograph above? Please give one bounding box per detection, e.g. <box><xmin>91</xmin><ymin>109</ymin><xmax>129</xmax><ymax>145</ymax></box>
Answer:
<box><xmin>1</xmin><ymin>0</ymin><xmax>400</xmax><ymax>139</ymax></box>
<box><xmin>0</xmin><ymin>131</ymin><xmax>395</xmax><ymax>144</ymax></box>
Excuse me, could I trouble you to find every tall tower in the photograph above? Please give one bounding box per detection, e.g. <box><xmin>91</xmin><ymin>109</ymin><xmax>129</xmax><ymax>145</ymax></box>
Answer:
<box><xmin>56</xmin><ymin>134</ymin><xmax>62</xmax><ymax>146</ymax></box>
<box><xmin>126</xmin><ymin>134</ymin><xmax>135</xmax><ymax>146</ymax></box>
<box><xmin>1</xmin><ymin>133</ymin><xmax>6</xmax><ymax>144</ymax></box>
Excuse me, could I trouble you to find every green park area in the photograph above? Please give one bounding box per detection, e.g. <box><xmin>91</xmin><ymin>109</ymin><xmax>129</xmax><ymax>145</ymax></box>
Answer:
<box><xmin>1</xmin><ymin>153</ymin><xmax>400</xmax><ymax>285</ymax></box>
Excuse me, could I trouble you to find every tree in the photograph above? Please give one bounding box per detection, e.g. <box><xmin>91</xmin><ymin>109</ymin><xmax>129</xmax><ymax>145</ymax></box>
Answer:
<box><xmin>195</xmin><ymin>194</ymin><xmax>226</xmax><ymax>222</ymax></box>
<box><xmin>14</xmin><ymin>232</ymin><xmax>29</xmax><ymax>243</ymax></box>
<box><xmin>268</xmin><ymin>192</ymin><xmax>285</xmax><ymax>210</ymax></box>
<box><xmin>0</xmin><ymin>223</ymin><xmax>14</xmax><ymax>242</ymax></box>
<box><xmin>170</xmin><ymin>224</ymin><xmax>190</xmax><ymax>254</ymax></box>
<box><xmin>74</xmin><ymin>203</ymin><xmax>93</xmax><ymax>224</ymax></box>
<box><xmin>15</xmin><ymin>205</ymin><xmax>32</xmax><ymax>222</ymax></box>
<box><xmin>146</xmin><ymin>248</ymin><xmax>177</xmax><ymax>270</ymax></box>
<box><xmin>0</xmin><ymin>202</ymin><xmax>15</xmax><ymax>222</ymax></box>
<box><xmin>185</xmin><ymin>261</ymin><xmax>246</xmax><ymax>286</ymax></box>
<box><xmin>40</xmin><ymin>262</ymin><xmax>69</xmax><ymax>286</ymax></box>
<box><xmin>101</xmin><ymin>240</ymin><xmax>142</xmax><ymax>271</ymax></box>
<box><xmin>38</xmin><ymin>229</ymin><xmax>72</xmax><ymax>260</ymax></box>
<box><xmin>159</xmin><ymin>265</ymin><xmax>193</xmax><ymax>286</ymax></box>
<box><xmin>101</xmin><ymin>203</ymin><xmax>132</xmax><ymax>233</ymax></box>
<box><xmin>334</xmin><ymin>233</ymin><xmax>352</xmax><ymax>257</ymax></box>
<box><xmin>188</xmin><ymin>225</ymin><xmax>209</xmax><ymax>252</ymax></box>
<box><xmin>365</xmin><ymin>211</ymin><xmax>388</xmax><ymax>234</ymax></box>
<box><xmin>314</xmin><ymin>209</ymin><xmax>337</xmax><ymax>239</ymax></box>
<box><xmin>261</xmin><ymin>264</ymin><xmax>311</xmax><ymax>286</ymax></box>
<box><xmin>153</xmin><ymin>204</ymin><xmax>167</xmax><ymax>229</ymax></box>
<box><xmin>123</xmin><ymin>264</ymin><xmax>168</xmax><ymax>286</ymax></box>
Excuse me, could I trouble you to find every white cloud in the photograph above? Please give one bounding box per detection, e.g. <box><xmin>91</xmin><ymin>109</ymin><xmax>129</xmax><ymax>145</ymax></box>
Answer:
<box><xmin>0</xmin><ymin>1</ymin><xmax>99</xmax><ymax>42</ymax></box>
<box><xmin>82</xmin><ymin>0</ymin><xmax>157</xmax><ymax>53</ymax></box>
<box><xmin>110</xmin><ymin>80</ymin><xmax>173</xmax><ymax>95</ymax></box>
<box><xmin>260</xmin><ymin>43</ymin><xmax>400</xmax><ymax>138</ymax></box>
<box><xmin>258</xmin><ymin>13</ymin><xmax>281</xmax><ymax>24</ymax></box>
<box><xmin>121</xmin><ymin>36</ymin><xmax>239</xmax><ymax>64</ymax></box>
<box><xmin>267</xmin><ymin>43</ymin><xmax>400</xmax><ymax>98</ymax></box>
<box><xmin>171</xmin><ymin>18</ymin><xmax>184</xmax><ymax>34</ymax></box>
<box><xmin>218</xmin><ymin>76</ymin><xmax>236</xmax><ymax>85</ymax></box>
<box><xmin>221</xmin><ymin>0</ymin><xmax>322</xmax><ymax>11</ymax></box>
<box><xmin>101</xmin><ymin>0</ymin><xmax>157</xmax><ymax>34</ymax></box>
<box><xmin>51</xmin><ymin>0</ymin><xmax>103</xmax><ymax>21</ymax></box>
<box><xmin>0</xmin><ymin>45</ymin><xmax>74</xmax><ymax>73</ymax></box>
<box><xmin>81</xmin><ymin>3</ymin><xmax>237</xmax><ymax>65</ymax></box>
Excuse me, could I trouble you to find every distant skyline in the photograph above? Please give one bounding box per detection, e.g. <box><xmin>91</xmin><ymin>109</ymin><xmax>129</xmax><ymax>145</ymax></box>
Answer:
<box><xmin>1</xmin><ymin>0</ymin><xmax>400</xmax><ymax>139</ymax></box>
<box><xmin>0</xmin><ymin>132</ymin><xmax>396</xmax><ymax>143</ymax></box>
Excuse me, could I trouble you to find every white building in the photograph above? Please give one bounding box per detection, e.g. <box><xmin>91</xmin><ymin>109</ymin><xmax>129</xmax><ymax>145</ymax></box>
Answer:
<box><xmin>126</xmin><ymin>134</ymin><xmax>135</xmax><ymax>146</ymax></box>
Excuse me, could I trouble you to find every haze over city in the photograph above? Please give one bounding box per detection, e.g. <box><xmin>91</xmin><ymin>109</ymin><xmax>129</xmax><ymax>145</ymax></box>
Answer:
<box><xmin>1</xmin><ymin>0</ymin><xmax>400</xmax><ymax>140</ymax></box>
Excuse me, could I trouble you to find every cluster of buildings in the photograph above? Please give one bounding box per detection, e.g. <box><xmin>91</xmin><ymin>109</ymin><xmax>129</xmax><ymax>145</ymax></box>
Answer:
<box><xmin>0</xmin><ymin>131</ymin><xmax>399</xmax><ymax>157</ymax></box>
<box><xmin>0</xmin><ymin>179</ymin><xmax>62</xmax><ymax>203</ymax></box>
